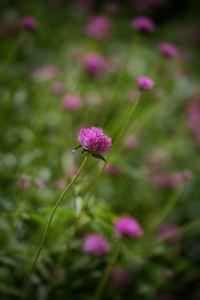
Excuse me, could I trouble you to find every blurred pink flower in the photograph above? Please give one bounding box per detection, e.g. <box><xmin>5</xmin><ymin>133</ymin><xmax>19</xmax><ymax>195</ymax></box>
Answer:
<box><xmin>124</xmin><ymin>135</ymin><xmax>139</xmax><ymax>150</ymax></box>
<box><xmin>186</xmin><ymin>101</ymin><xmax>200</xmax><ymax>146</ymax></box>
<box><xmin>131</xmin><ymin>16</ymin><xmax>155</xmax><ymax>33</ymax></box>
<box><xmin>56</xmin><ymin>179</ymin><xmax>66</xmax><ymax>189</ymax></box>
<box><xmin>85</xmin><ymin>15</ymin><xmax>112</xmax><ymax>39</ymax></box>
<box><xmin>83</xmin><ymin>234</ymin><xmax>110</xmax><ymax>256</ymax></box>
<box><xmin>52</xmin><ymin>82</ymin><xmax>64</xmax><ymax>94</ymax></box>
<box><xmin>17</xmin><ymin>174</ymin><xmax>30</xmax><ymax>190</ymax></box>
<box><xmin>150</xmin><ymin>171</ymin><xmax>168</xmax><ymax>188</ymax></box>
<box><xmin>62</xmin><ymin>94</ymin><xmax>83</xmax><ymax>111</ymax></box>
<box><xmin>111</xmin><ymin>265</ymin><xmax>129</xmax><ymax>286</ymax></box>
<box><xmin>148</xmin><ymin>150</ymin><xmax>170</xmax><ymax>170</ymax></box>
<box><xmin>115</xmin><ymin>216</ymin><xmax>143</xmax><ymax>238</ymax></box>
<box><xmin>20</xmin><ymin>16</ymin><xmax>38</xmax><ymax>30</ymax></box>
<box><xmin>32</xmin><ymin>65</ymin><xmax>59</xmax><ymax>80</ymax></box>
<box><xmin>83</xmin><ymin>53</ymin><xmax>107</xmax><ymax>77</ymax></box>
<box><xmin>105</xmin><ymin>164</ymin><xmax>121</xmax><ymax>176</ymax></box>
<box><xmin>78</xmin><ymin>127</ymin><xmax>112</xmax><ymax>155</ymax></box>
<box><xmin>135</xmin><ymin>76</ymin><xmax>154</xmax><ymax>90</ymax></box>
<box><xmin>167</xmin><ymin>170</ymin><xmax>191</xmax><ymax>188</ymax></box>
<box><xmin>34</xmin><ymin>178</ymin><xmax>45</xmax><ymax>188</ymax></box>
<box><xmin>158</xmin><ymin>42</ymin><xmax>179</xmax><ymax>58</ymax></box>
<box><xmin>156</xmin><ymin>223</ymin><xmax>182</xmax><ymax>244</ymax></box>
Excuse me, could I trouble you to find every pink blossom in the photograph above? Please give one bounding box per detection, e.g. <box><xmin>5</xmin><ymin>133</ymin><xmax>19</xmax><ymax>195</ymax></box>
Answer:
<box><xmin>105</xmin><ymin>164</ymin><xmax>121</xmax><ymax>176</ymax></box>
<box><xmin>111</xmin><ymin>265</ymin><xmax>129</xmax><ymax>286</ymax></box>
<box><xmin>131</xmin><ymin>16</ymin><xmax>155</xmax><ymax>33</ymax></box>
<box><xmin>83</xmin><ymin>234</ymin><xmax>110</xmax><ymax>256</ymax></box>
<box><xmin>83</xmin><ymin>53</ymin><xmax>106</xmax><ymax>77</ymax></box>
<box><xmin>78</xmin><ymin>127</ymin><xmax>112</xmax><ymax>155</ymax></box>
<box><xmin>150</xmin><ymin>171</ymin><xmax>168</xmax><ymax>188</ymax></box>
<box><xmin>156</xmin><ymin>223</ymin><xmax>182</xmax><ymax>244</ymax></box>
<box><xmin>124</xmin><ymin>135</ymin><xmax>139</xmax><ymax>150</ymax></box>
<box><xmin>20</xmin><ymin>17</ymin><xmax>38</xmax><ymax>30</ymax></box>
<box><xmin>167</xmin><ymin>170</ymin><xmax>191</xmax><ymax>188</ymax></box>
<box><xmin>135</xmin><ymin>76</ymin><xmax>154</xmax><ymax>90</ymax></box>
<box><xmin>158</xmin><ymin>42</ymin><xmax>179</xmax><ymax>58</ymax></box>
<box><xmin>114</xmin><ymin>216</ymin><xmax>143</xmax><ymax>238</ymax></box>
<box><xmin>34</xmin><ymin>178</ymin><xmax>45</xmax><ymax>188</ymax></box>
<box><xmin>186</xmin><ymin>101</ymin><xmax>200</xmax><ymax>146</ymax></box>
<box><xmin>62</xmin><ymin>94</ymin><xmax>83</xmax><ymax>111</ymax></box>
<box><xmin>85</xmin><ymin>15</ymin><xmax>112</xmax><ymax>40</ymax></box>
<box><xmin>52</xmin><ymin>82</ymin><xmax>64</xmax><ymax>94</ymax></box>
<box><xmin>17</xmin><ymin>175</ymin><xmax>30</xmax><ymax>190</ymax></box>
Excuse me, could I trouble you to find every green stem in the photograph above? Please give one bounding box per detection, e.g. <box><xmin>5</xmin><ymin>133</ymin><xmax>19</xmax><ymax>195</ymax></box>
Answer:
<box><xmin>30</xmin><ymin>155</ymin><xmax>88</xmax><ymax>273</ymax></box>
<box><xmin>112</xmin><ymin>92</ymin><xmax>140</xmax><ymax>153</ymax></box>
<box><xmin>94</xmin><ymin>242</ymin><xmax>120</xmax><ymax>300</ymax></box>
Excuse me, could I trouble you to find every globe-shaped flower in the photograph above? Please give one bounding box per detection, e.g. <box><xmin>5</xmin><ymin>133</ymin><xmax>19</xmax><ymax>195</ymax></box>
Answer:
<box><xmin>83</xmin><ymin>234</ymin><xmax>110</xmax><ymax>256</ymax></box>
<box><xmin>135</xmin><ymin>76</ymin><xmax>154</xmax><ymax>90</ymax></box>
<box><xmin>83</xmin><ymin>53</ymin><xmax>106</xmax><ymax>77</ymax></box>
<box><xmin>114</xmin><ymin>216</ymin><xmax>143</xmax><ymax>238</ymax></box>
<box><xmin>78</xmin><ymin>127</ymin><xmax>112</xmax><ymax>155</ymax></box>
<box><xmin>158</xmin><ymin>42</ymin><xmax>179</xmax><ymax>58</ymax></box>
<box><xmin>85</xmin><ymin>15</ymin><xmax>112</xmax><ymax>40</ymax></box>
<box><xmin>62</xmin><ymin>94</ymin><xmax>83</xmax><ymax>111</ymax></box>
<box><xmin>131</xmin><ymin>16</ymin><xmax>155</xmax><ymax>33</ymax></box>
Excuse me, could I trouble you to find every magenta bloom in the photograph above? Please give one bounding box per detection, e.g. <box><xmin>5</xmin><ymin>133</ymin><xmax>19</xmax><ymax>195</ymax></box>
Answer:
<box><xmin>83</xmin><ymin>234</ymin><xmax>110</xmax><ymax>256</ymax></box>
<box><xmin>135</xmin><ymin>76</ymin><xmax>154</xmax><ymax>90</ymax></box>
<box><xmin>83</xmin><ymin>53</ymin><xmax>106</xmax><ymax>77</ymax></box>
<box><xmin>62</xmin><ymin>94</ymin><xmax>83</xmax><ymax>111</ymax></box>
<box><xmin>156</xmin><ymin>223</ymin><xmax>182</xmax><ymax>244</ymax></box>
<box><xmin>131</xmin><ymin>16</ymin><xmax>155</xmax><ymax>33</ymax></box>
<box><xmin>111</xmin><ymin>265</ymin><xmax>129</xmax><ymax>286</ymax></box>
<box><xmin>20</xmin><ymin>17</ymin><xmax>38</xmax><ymax>30</ymax></box>
<box><xmin>85</xmin><ymin>15</ymin><xmax>112</xmax><ymax>39</ymax></box>
<box><xmin>115</xmin><ymin>216</ymin><xmax>143</xmax><ymax>238</ymax></box>
<box><xmin>52</xmin><ymin>82</ymin><xmax>64</xmax><ymax>94</ymax></box>
<box><xmin>78</xmin><ymin>127</ymin><xmax>112</xmax><ymax>155</ymax></box>
<box><xmin>158</xmin><ymin>42</ymin><xmax>179</xmax><ymax>58</ymax></box>
<box><xmin>105</xmin><ymin>164</ymin><xmax>121</xmax><ymax>176</ymax></box>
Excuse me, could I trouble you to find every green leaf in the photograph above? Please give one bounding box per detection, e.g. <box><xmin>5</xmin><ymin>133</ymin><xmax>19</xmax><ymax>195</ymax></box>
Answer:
<box><xmin>91</xmin><ymin>153</ymin><xmax>107</xmax><ymax>163</ymax></box>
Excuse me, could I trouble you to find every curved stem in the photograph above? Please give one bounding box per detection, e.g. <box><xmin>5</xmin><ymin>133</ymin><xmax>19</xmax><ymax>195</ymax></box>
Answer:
<box><xmin>30</xmin><ymin>154</ymin><xmax>88</xmax><ymax>273</ymax></box>
<box><xmin>94</xmin><ymin>242</ymin><xmax>120</xmax><ymax>300</ymax></box>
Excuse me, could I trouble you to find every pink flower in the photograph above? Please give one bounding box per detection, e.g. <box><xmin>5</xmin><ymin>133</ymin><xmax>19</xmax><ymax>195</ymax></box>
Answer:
<box><xmin>150</xmin><ymin>171</ymin><xmax>168</xmax><ymax>188</ymax></box>
<box><xmin>135</xmin><ymin>76</ymin><xmax>154</xmax><ymax>90</ymax></box>
<box><xmin>83</xmin><ymin>53</ymin><xmax>106</xmax><ymax>77</ymax></box>
<box><xmin>167</xmin><ymin>170</ymin><xmax>191</xmax><ymax>188</ymax></box>
<box><xmin>20</xmin><ymin>17</ymin><xmax>38</xmax><ymax>30</ymax></box>
<box><xmin>32</xmin><ymin>65</ymin><xmax>59</xmax><ymax>80</ymax></box>
<box><xmin>131</xmin><ymin>16</ymin><xmax>155</xmax><ymax>33</ymax></box>
<box><xmin>105</xmin><ymin>164</ymin><xmax>121</xmax><ymax>176</ymax></box>
<box><xmin>186</xmin><ymin>101</ymin><xmax>200</xmax><ymax>146</ymax></box>
<box><xmin>111</xmin><ymin>265</ymin><xmax>129</xmax><ymax>286</ymax></box>
<box><xmin>114</xmin><ymin>216</ymin><xmax>143</xmax><ymax>238</ymax></box>
<box><xmin>34</xmin><ymin>178</ymin><xmax>45</xmax><ymax>188</ymax></box>
<box><xmin>85</xmin><ymin>15</ymin><xmax>112</xmax><ymax>39</ymax></box>
<box><xmin>52</xmin><ymin>82</ymin><xmax>64</xmax><ymax>94</ymax></box>
<box><xmin>124</xmin><ymin>135</ymin><xmax>139</xmax><ymax>150</ymax></box>
<box><xmin>158</xmin><ymin>42</ymin><xmax>179</xmax><ymax>58</ymax></box>
<box><xmin>17</xmin><ymin>174</ymin><xmax>30</xmax><ymax>190</ymax></box>
<box><xmin>83</xmin><ymin>234</ymin><xmax>110</xmax><ymax>256</ymax></box>
<box><xmin>78</xmin><ymin>127</ymin><xmax>112</xmax><ymax>155</ymax></box>
<box><xmin>156</xmin><ymin>223</ymin><xmax>182</xmax><ymax>244</ymax></box>
<box><xmin>62</xmin><ymin>94</ymin><xmax>83</xmax><ymax>111</ymax></box>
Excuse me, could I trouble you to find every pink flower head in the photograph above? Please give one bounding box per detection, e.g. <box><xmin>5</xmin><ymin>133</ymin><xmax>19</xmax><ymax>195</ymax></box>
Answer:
<box><xmin>78</xmin><ymin>127</ymin><xmax>112</xmax><ymax>155</ymax></box>
<box><xmin>111</xmin><ymin>265</ymin><xmax>129</xmax><ymax>286</ymax></box>
<box><xmin>34</xmin><ymin>178</ymin><xmax>45</xmax><ymax>188</ymax></box>
<box><xmin>83</xmin><ymin>53</ymin><xmax>106</xmax><ymax>77</ymax></box>
<box><xmin>32</xmin><ymin>65</ymin><xmax>59</xmax><ymax>80</ymax></box>
<box><xmin>85</xmin><ymin>15</ymin><xmax>112</xmax><ymax>40</ymax></box>
<box><xmin>136</xmin><ymin>76</ymin><xmax>154</xmax><ymax>90</ymax></box>
<box><xmin>156</xmin><ymin>223</ymin><xmax>182</xmax><ymax>244</ymax></box>
<box><xmin>17</xmin><ymin>174</ymin><xmax>30</xmax><ymax>190</ymax></box>
<box><xmin>105</xmin><ymin>164</ymin><xmax>121</xmax><ymax>176</ymax></box>
<box><xmin>124</xmin><ymin>135</ymin><xmax>139</xmax><ymax>150</ymax></box>
<box><xmin>186</xmin><ymin>101</ymin><xmax>200</xmax><ymax>145</ymax></box>
<box><xmin>115</xmin><ymin>216</ymin><xmax>143</xmax><ymax>238</ymax></box>
<box><xmin>62</xmin><ymin>94</ymin><xmax>83</xmax><ymax>111</ymax></box>
<box><xmin>52</xmin><ymin>82</ymin><xmax>64</xmax><ymax>94</ymax></box>
<box><xmin>167</xmin><ymin>170</ymin><xmax>191</xmax><ymax>188</ymax></box>
<box><xmin>131</xmin><ymin>16</ymin><xmax>155</xmax><ymax>33</ymax></box>
<box><xmin>158</xmin><ymin>42</ymin><xmax>179</xmax><ymax>58</ymax></box>
<box><xmin>20</xmin><ymin>17</ymin><xmax>38</xmax><ymax>30</ymax></box>
<box><xmin>150</xmin><ymin>171</ymin><xmax>168</xmax><ymax>188</ymax></box>
<box><xmin>83</xmin><ymin>234</ymin><xmax>110</xmax><ymax>256</ymax></box>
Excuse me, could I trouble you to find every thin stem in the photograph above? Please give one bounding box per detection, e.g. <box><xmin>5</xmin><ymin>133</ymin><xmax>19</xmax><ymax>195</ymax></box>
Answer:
<box><xmin>30</xmin><ymin>154</ymin><xmax>88</xmax><ymax>273</ymax></box>
<box><xmin>94</xmin><ymin>242</ymin><xmax>120</xmax><ymax>300</ymax></box>
<box><xmin>112</xmin><ymin>92</ymin><xmax>140</xmax><ymax>153</ymax></box>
